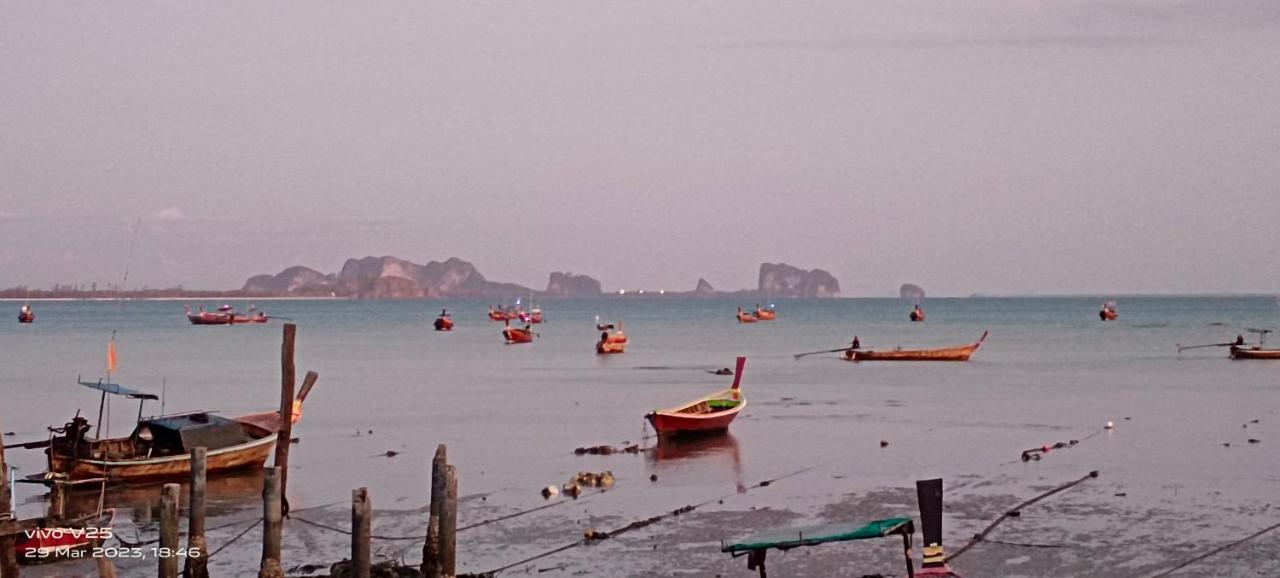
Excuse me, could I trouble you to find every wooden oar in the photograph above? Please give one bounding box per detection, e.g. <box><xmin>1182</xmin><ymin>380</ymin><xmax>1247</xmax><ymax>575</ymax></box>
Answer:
<box><xmin>794</xmin><ymin>347</ymin><xmax>855</xmax><ymax>360</ymax></box>
<box><xmin>1176</xmin><ymin>342</ymin><xmax>1235</xmax><ymax>353</ymax></box>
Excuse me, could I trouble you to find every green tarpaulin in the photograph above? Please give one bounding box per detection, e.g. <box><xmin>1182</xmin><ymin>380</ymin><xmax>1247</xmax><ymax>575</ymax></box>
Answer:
<box><xmin>722</xmin><ymin>517</ymin><xmax>913</xmax><ymax>553</ymax></box>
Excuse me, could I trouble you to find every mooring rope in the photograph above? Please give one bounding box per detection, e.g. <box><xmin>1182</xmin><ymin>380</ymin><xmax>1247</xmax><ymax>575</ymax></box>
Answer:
<box><xmin>1145</xmin><ymin>521</ymin><xmax>1280</xmax><ymax>578</ymax></box>
<box><xmin>946</xmin><ymin>470</ymin><xmax>1099</xmax><ymax>563</ymax></box>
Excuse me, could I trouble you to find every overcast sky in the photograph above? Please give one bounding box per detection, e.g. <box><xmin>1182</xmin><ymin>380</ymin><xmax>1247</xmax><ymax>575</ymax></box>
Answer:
<box><xmin>2</xmin><ymin>1</ymin><xmax>1278</xmax><ymax>296</ymax></box>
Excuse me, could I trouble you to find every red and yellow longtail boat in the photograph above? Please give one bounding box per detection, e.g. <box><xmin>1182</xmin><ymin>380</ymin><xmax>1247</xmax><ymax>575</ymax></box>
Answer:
<box><xmin>646</xmin><ymin>357</ymin><xmax>746</xmax><ymax>435</ymax></box>
<box><xmin>184</xmin><ymin>304</ymin><xmax>269</xmax><ymax>325</ymax></box>
<box><xmin>596</xmin><ymin>322</ymin><xmax>627</xmax><ymax>354</ymax></box>
<box><xmin>845</xmin><ymin>332</ymin><xmax>987</xmax><ymax>362</ymax></box>
<box><xmin>503</xmin><ymin>320</ymin><xmax>535</xmax><ymax>344</ymax></box>
<box><xmin>434</xmin><ymin>310</ymin><xmax>454</xmax><ymax>331</ymax></box>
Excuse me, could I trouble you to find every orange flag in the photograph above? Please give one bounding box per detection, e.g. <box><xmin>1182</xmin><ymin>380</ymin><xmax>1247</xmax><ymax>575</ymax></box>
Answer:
<box><xmin>107</xmin><ymin>339</ymin><xmax>118</xmax><ymax>373</ymax></box>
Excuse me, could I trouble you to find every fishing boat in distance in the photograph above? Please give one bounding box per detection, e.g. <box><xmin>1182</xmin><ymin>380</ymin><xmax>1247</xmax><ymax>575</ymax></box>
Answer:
<box><xmin>596</xmin><ymin>321</ymin><xmax>627</xmax><ymax>354</ymax></box>
<box><xmin>646</xmin><ymin>357</ymin><xmax>746</xmax><ymax>436</ymax></box>
<box><xmin>488</xmin><ymin>304</ymin><xmax>521</xmax><ymax>321</ymax></box>
<box><xmin>845</xmin><ymin>331</ymin><xmax>988</xmax><ymax>362</ymax></box>
<box><xmin>18</xmin><ymin>303</ymin><xmax>35</xmax><ymax>323</ymax></box>
<box><xmin>1230</xmin><ymin>328</ymin><xmax>1278</xmax><ymax>359</ymax></box>
<box><xmin>434</xmin><ymin>309</ymin><xmax>454</xmax><ymax>331</ymax></box>
<box><xmin>519</xmin><ymin>307</ymin><xmax>544</xmax><ymax>324</ymax></box>
<box><xmin>26</xmin><ymin>377</ymin><xmax>315</xmax><ymax>482</ymax></box>
<box><xmin>910</xmin><ymin>304</ymin><xmax>926</xmax><ymax>322</ymax></box>
<box><xmin>184</xmin><ymin>304</ymin><xmax>268</xmax><ymax>325</ymax></box>
<box><xmin>1099</xmin><ymin>301</ymin><xmax>1118</xmax><ymax>321</ymax></box>
<box><xmin>736</xmin><ymin>307</ymin><xmax>758</xmax><ymax>323</ymax></box>
<box><xmin>753</xmin><ymin>303</ymin><xmax>776</xmax><ymax>321</ymax></box>
<box><xmin>502</xmin><ymin>320</ymin><xmax>535</xmax><ymax>344</ymax></box>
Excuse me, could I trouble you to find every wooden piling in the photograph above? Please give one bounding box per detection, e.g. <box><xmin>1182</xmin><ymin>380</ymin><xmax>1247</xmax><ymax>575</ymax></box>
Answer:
<box><xmin>94</xmin><ymin>538</ymin><xmax>118</xmax><ymax>578</ymax></box>
<box><xmin>441</xmin><ymin>465</ymin><xmax>458</xmax><ymax>577</ymax></box>
<box><xmin>422</xmin><ymin>444</ymin><xmax>447</xmax><ymax>578</ymax></box>
<box><xmin>352</xmin><ymin>488</ymin><xmax>371</xmax><ymax>578</ymax></box>
<box><xmin>259</xmin><ymin>467</ymin><xmax>283</xmax><ymax>578</ymax></box>
<box><xmin>276</xmin><ymin>324</ymin><xmax>297</xmax><ymax>514</ymax></box>
<box><xmin>184</xmin><ymin>447</ymin><xmax>209</xmax><ymax>578</ymax></box>
<box><xmin>0</xmin><ymin>416</ymin><xmax>19</xmax><ymax>578</ymax></box>
<box><xmin>159</xmin><ymin>483</ymin><xmax>180</xmax><ymax>578</ymax></box>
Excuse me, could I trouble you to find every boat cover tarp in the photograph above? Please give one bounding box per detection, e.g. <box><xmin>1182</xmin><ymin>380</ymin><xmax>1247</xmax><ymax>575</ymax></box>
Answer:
<box><xmin>78</xmin><ymin>380</ymin><xmax>159</xmax><ymax>400</ymax></box>
<box><xmin>143</xmin><ymin>413</ymin><xmax>249</xmax><ymax>452</ymax></box>
<box><xmin>722</xmin><ymin>517</ymin><xmax>913</xmax><ymax>553</ymax></box>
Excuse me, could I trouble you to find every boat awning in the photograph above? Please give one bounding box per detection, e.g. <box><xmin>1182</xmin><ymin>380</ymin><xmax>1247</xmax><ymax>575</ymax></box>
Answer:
<box><xmin>142</xmin><ymin>413</ymin><xmax>249</xmax><ymax>452</ymax></box>
<box><xmin>78</xmin><ymin>379</ymin><xmax>159</xmax><ymax>400</ymax></box>
<box><xmin>722</xmin><ymin>517</ymin><xmax>914</xmax><ymax>553</ymax></box>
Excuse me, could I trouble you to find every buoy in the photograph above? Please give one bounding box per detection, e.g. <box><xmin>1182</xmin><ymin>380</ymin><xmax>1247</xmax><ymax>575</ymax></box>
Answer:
<box><xmin>879</xmin><ymin>440</ymin><xmax>889</xmax><ymax>448</ymax></box>
<box><xmin>541</xmin><ymin>485</ymin><xmax>559</xmax><ymax>499</ymax></box>
<box><xmin>1105</xmin><ymin>421</ymin><xmax>1115</xmax><ymax>429</ymax></box>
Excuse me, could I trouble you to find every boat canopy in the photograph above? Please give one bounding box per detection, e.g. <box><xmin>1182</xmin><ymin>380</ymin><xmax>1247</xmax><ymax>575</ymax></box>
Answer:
<box><xmin>722</xmin><ymin>517</ymin><xmax>913</xmax><ymax>553</ymax></box>
<box><xmin>138</xmin><ymin>413</ymin><xmax>249</xmax><ymax>453</ymax></box>
<box><xmin>78</xmin><ymin>379</ymin><xmax>159</xmax><ymax>400</ymax></box>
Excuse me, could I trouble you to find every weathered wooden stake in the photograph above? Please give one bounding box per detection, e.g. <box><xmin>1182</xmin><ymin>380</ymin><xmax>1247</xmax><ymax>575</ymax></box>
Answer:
<box><xmin>0</xmin><ymin>416</ymin><xmax>19</xmax><ymax>578</ymax></box>
<box><xmin>184</xmin><ymin>447</ymin><xmax>208</xmax><ymax>578</ymax></box>
<box><xmin>159</xmin><ymin>483</ymin><xmax>180</xmax><ymax>578</ymax></box>
<box><xmin>352</xmin><ymin>488</ymin><xmax>371</xmax><ymax>578</ymax></box>
<box><xmin>276</xmin><ymin>323</ymin><xmax>297</xmax><ymax>514</ymax></box>
<box><xmin>94</xmin><ymin>538</ymin><xmax>117</xmax><ymax>578</ymax></box>
<box><xmin>259</xmin><ymin>467</ymin><xmax>283</xmax><ymax>578</ymax></box>
<box><xmin>422</xmin><ymin>444</ymin><xmax>447</xmax><ymax>578</ymax></box>
<box><xmin>441</xmin><ymin>465</ymin><xmax>458</xmax><ymax>578</ymax></box>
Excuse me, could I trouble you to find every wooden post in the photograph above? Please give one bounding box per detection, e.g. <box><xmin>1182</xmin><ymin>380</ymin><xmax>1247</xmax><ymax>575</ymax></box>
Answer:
<box><xmin>0</xmin><ymin>415</ymin><xmax>19</xmax><ymax>578</ymax></box>
<box><xmin>275</xmin><ymin>324</ymin><xmax>297</xmax><ymax>515</ymax></box>
<box><xmin>441</xmin><ymin>465</ymin><xmax>458</xmax><ymax>578</ymax></box>
<box><xmin>159</xmin><ymin>483</ymin><xmax>180</xmax><ymax>578</ymax></box>
<box><xmin>352</xmin><ymin>488</ymin><xmax>371</xmax><ymax>578</ymax></box>
<box><xmin>94</xmin><ymin>538</ymin><xmax>118</xmax><ymax>578</ymax></box>
<box><xmin>258</xmin><ymin>467</ymin><xmax>283</xmax><ymax>578</ymax></box>
<box><xmin>184</xmin><ymin>448</ymin><xmax>208</xmax><ymax>578</ymax></box>
<box><xmin>422</xmin><ymin>444</ymin><xmax>447</xmax><ymax>578</ymax></box>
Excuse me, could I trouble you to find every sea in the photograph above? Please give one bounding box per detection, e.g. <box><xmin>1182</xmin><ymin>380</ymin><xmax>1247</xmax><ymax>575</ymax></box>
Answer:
<box><xmin>2</xmin><ymin>297</ymin><xmax>1279</xmax><ymax>577</ymax></box>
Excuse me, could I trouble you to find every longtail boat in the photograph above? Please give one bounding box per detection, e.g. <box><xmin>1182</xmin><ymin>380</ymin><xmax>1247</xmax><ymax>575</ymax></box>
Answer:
<box><xmin>753</xmin><ymin>304</ymin><xmax>776</xmax><ymax>321</ymax></box>
<box><xmin>1229</xmin><ymin>329</ymin><xmax>1277</xmax><ymax>359</ymax></box>
<box><xmin>503</xmin><ymin>320</ymin><xmax>535</xmax><ymax>344</ymax></box>
<box><xmin>184</xmin><ymin>304</ymin><xmax>268</xmax><ymax>325</ymax></box>
<box><xmin>520</xmin><ymin>308</ymin><xmax>544</xmax><ymax>324</ymax></box>
<box><xmin>721</xmin><ymin>478</ymin><xmax>962</xmax><ymax>578</ymax></box>
<box><xmin>736</xmin><ymin>307</ymin><xmax>757</xmax><ymax>323</ymax></box>
<box><xmin>31</xmin><ymin>377</ymin><xmax>315</xmax><ymax>482</ymax></box>
<box><xmin>845</xmin><ymin>331</ymin><xmax>988</xmax><ymax>362</ymax></box>
<box><xmin>18</xmin><ymin>304</ymin><xmax>35</xmax><ymax>323</ymax></box>
<box><xmin>646</xmin><ymin>357</ymin><xmax>746</xmax><ymax>435</ymax></box>
<box><xmin>910</xmin><ymin>305</ymin><xmax>925</xmax><ymax>322</ymax></box>
<box><xmin>596</xmin><ymin>322</ymin><xmax>627</xmax><ymax>354</ymax></box>
<box><xmin>1099</xmin><ymin>301</ymin><xmax>1117</xmax><ymax>321</ymax></box>
<box><xmin>434</xmin><ymin>310</ymin><xmax>454</xmax><ymax>331</ymax></box>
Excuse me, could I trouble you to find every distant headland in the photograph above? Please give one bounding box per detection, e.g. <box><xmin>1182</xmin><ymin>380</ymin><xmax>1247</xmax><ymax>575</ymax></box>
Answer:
<box><xmin>1</xmin><ymin>257</ymin><xmax>843</xmax><ymax>300</ymax></box>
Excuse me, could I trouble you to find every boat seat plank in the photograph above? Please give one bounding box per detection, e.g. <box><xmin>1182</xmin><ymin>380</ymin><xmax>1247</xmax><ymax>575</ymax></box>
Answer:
<box><xmin>722</xmin><ymin>517</ymin><xmax>913</xmax><ymax>553</ymax></box>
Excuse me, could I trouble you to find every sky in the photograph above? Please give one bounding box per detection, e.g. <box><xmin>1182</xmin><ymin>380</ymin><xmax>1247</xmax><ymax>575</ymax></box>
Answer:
<box><xmin>2</xmin><ymin>1</ymin><xmax>1279</xmax><ymax>296</ymax></box>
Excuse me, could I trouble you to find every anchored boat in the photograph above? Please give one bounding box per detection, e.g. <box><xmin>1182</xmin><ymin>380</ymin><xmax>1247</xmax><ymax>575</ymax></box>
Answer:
<box><xmin>1230</xmin><ymin>329</ymin><xmax>1278</xmax><ymax>359</ymax></box>
<box><xmin>646</xmin><ymin>357</ymin><xmax>746</xmax><ymax>435</ymax></box>
<box><xmin>503</xmin><ymin>320</ymin><xmax>535</xmax><ymax>344</ymax></box>
<box><xmin>29</xmin><ymin>377</ymin><xmax>315</xmax><ymax>482</ymax></box>
<box><xmin>434</xmin><ymin>309</ymin><xmax>454</xmax><ymax>331</ymax></box>
<box><xmin>845</xmin><ymin>332</ymin><xmax>988</xmax><ymax>362</ymax></box>
<box><xmin>736</xmin><ymin>307</ymin><xmax>758</xmax><ymax>323</ymax></box>
<box><xmin>596</xmin><ymin>321</ymin><xmax>627</xmax><ymax>354</ymax></box>
<box><xmin>18</xmin><ymin>303</ymin><xmax>35</xmax><ymax>323</ymax></box>
<box><xmin>184</xmin><ymin>304</ymin><xmax>268</xmax><ymax>325</ymax></box>
<box><xmin>753</xmin><ymin>303</ymin><xmax>776</xmax><ymax>321</ymax></box>
<box><xmin>1099</xmin><ymin>301</ymin><xmax>1118</xmax><ymax>321</ymax></box>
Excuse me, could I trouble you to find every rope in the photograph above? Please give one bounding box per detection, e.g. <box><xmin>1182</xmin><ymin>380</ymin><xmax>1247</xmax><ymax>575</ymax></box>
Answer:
<box><xmin>291</xmin><ymin>515</ymin><xmax>423</xmax><ymax>541</ymax></box>
<box><xmin>1145</xmin><ymin>521</ymin><xmax>1280</xmax><ymax>578</ymax></box>
<box><xmin>479</xmin><ymin>459</ymin><xmax>833</xmax><ymax>576</ymax></box>
<box><xmin>207</xmin><ymin>519</ymin><xmax>262</xmax><ymax>559</ymax></box>
<box><xmin>947</xmin><ymin>470</ymin><xmax>1099</xmax><ymax>563</ymax></box>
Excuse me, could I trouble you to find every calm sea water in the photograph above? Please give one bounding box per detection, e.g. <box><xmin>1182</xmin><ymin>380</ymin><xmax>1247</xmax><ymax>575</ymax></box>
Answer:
<box><xmin>3</xmin><ymin>297</ymin><xmax>1279</xmax><ymax>576</ymax></box>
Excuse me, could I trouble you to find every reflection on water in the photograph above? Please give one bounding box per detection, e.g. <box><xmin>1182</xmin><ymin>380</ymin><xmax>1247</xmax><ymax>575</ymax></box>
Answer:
<box><xmin>27</xmin><ymin>469</ymin><xmax>265</xmax><ymax>528</ymax></box>
<box><xmin>647</xmin><ymin>433</ymin><xmax>744</xmax><ymax>491</ymax></box>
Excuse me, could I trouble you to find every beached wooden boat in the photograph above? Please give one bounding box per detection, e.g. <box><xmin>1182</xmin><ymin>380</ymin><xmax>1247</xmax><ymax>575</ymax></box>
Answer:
<box><xmin>184</xmin><ymin>304</ymin><xmax>268</xmax><ymax>325</ymax></box>
<box><xmin>1229</xmin><ymin>346</ymin><xmax>1280</xmax><ymax>360</ymax></box>
<box><xmin>434</xmin><ymin>311</ymin><xmax>454</xmax><ymax>331</ymax></box>
<box><xmin>753</xmin><ymin>304</ymin><xmax>776</xmax><ymax>321</ymax></box>
<box><xmin>503</xmin><ymin>321</ymin><xmax>535</xmax><ymax>344</ymax></box>
<box><xmin>596</xmin><ymin>322</ymin><xmax>627</xmax><ymax>354</ymax></box>
<box><xmin>736</xmin><ymin>307</ymin><xmax>757</xmax><ymax>323</ymax></box>
<box><xmin>37</xmin><ymin>379</ymin><xmax>312</xmax><ymax>482</ymax></box>
<box><xmin>646</xmin><ymin>357</ymin><xmax>746</xmax><ymax>435</ymax></box>
<box><xmin>845</xmin><ymin>331</ymin><xmax>988</xmax><ymax>362</ymax></box>
<box><xmin>18</xmin><ymin>304</ymin><xmax>35</xmax><ymax>323</ymax></box>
